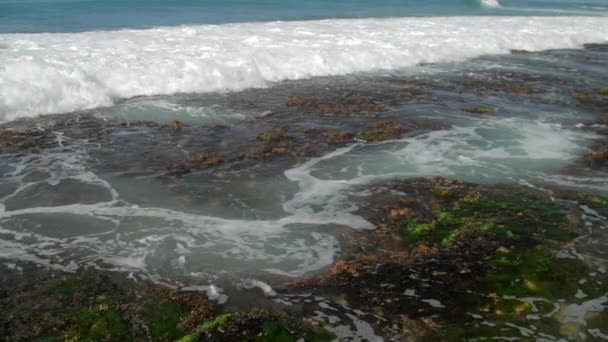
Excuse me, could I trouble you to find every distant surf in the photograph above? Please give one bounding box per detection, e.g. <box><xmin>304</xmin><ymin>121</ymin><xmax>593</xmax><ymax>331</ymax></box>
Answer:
<box><xmin>479</xmin><ymin>0</ymin><xmax>501</xmax><ymax>8</ymax></box>
<box><xmin>0</xmin><ymin>16</ymin><xmax>607</xmax><ymax>121</ymax></box>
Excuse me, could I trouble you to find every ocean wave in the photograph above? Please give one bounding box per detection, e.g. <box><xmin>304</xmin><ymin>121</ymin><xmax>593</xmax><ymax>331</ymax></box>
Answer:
<box><xmin>0</xmin><ymin>16</ymin><xmax>607</xmax><ymax>121</ymax></box>
<box><xmin>478</xmin><ymin>0</ymin><xmax>501</xmax><ymax>8</ymax></box>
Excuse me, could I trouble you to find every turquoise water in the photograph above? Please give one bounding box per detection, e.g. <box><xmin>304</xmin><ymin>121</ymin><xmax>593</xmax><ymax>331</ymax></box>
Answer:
<box><xmin>1</xmin><ymin>0</ymin><xmax>607</xmax><ymax>33</ymax></box>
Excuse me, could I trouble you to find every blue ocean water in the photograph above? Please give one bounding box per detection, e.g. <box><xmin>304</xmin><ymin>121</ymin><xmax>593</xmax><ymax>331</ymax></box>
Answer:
<box><xmin>1</xmin><ymin>0</ymin><xmax>607</xmax><ymax>33</ymax></box>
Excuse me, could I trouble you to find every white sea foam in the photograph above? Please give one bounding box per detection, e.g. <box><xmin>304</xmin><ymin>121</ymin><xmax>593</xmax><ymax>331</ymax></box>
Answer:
<box><xmin>1</xmin><ymin>16</ymin><xmax>607</xmax><ymax>121</ymax></box>
<box><xmin>0</xmin><ymin>102</ymin><xmax>602</xmax><ymax>283</ymax></box>
<box><xmin>479</xmin><ymin>0</ymin><xmax>501</xmax><ymax>8</ymax></box>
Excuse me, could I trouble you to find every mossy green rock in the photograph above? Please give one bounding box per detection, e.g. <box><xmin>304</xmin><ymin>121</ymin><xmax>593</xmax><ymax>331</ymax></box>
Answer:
<box><xmin>593</xmin><ymin>87</ymin><xmax>608</xmax><ymax>96</ymax></box>
<box><xmin>398</xmin><ymin>188</ymin><xmax>573</xmax><ymax>248</ymax></box>
<box><xmin>463</xmin><ymin>107</ymin><xmax>494</xmax><ymax>114</ymax></box>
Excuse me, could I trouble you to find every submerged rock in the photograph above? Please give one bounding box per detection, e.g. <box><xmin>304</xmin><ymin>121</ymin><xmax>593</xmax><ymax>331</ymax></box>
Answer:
<box><xmin>354</xmin><ymin>120</ymin><xmax>406</xmax><ymax>142</ymax></box>
<box><xmin>462</xmin><ymin>106</ymin><xmax>494</xmax><ymax>114</ymax></box>
<box><xmin>286</xmin><ymin>94</ymin><xmax>386</xmax><ymax>115</ymax></box>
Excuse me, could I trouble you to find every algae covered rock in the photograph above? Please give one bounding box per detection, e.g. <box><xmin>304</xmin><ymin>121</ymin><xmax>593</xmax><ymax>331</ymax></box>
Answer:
<box><xmin>462</xmin><ymin>106</ymin><xmax>494</xmax><ymax>114</ymax></box>
<box><xmin>308</xmin><ymin>178</ymin><xmax>607</xmax><ymax>340</ymax></box>
<box><xmin>179</xmin><ymin>309</ymin><xmax>334</xmax><ymax>342</ymax></box>
<box><xmin>0</xmin><ymin>266</ymin><xmax>213</xmax><ymax>341</ymax></box>
<box><xmin>286</xmin><ymin>94</ymin><xmax>385</xmax><ymax>115</ymax></box>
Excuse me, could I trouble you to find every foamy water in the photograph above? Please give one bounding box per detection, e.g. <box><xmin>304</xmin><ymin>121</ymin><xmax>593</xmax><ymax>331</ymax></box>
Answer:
<box><xmin>0</xmin><ymin>112</ymin><xmax>600</xmax><ymax>279</ymax></box>
<box><xmin>479</xmin><ymin>0</ymin><xmax>501</xmax><ymax>8</ymax></box>
<box><xmin>1</xmin><ymin>16</ymin><xmax>607</xmax><ymax>121</ymax></box>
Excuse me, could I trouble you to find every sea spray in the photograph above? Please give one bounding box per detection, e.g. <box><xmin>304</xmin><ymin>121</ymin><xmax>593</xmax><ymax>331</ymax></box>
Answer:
<box><xmin>1</xmin><ymin>16</ymin><xmax>608</xmax><ymax>121</ymax></box>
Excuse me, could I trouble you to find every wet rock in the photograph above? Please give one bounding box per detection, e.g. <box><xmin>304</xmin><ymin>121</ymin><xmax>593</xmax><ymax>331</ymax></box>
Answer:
<box><xmin>291</xmin><ymin>178</ymin><xmax>605</xmax><ymax>340</ymax></box>
<box><xmin>585</xmin><ymin>148</ymin><xmax>608</xmax><ymax>167</ymax></box>
<box><xmin>119</xmin><ymin>120</ymin><xmax>160</xmax><ymax>128</ymax></box>
<box><xmin>512</xmin><ymin>86</ymin><xmax>534</xmax><ymax>95</ymax></box>
<box><xmin>169</xmin><ymin>120</ymin><xmax>185</xmax><ymax>131</ymax></box>
<box><xmin>401</xmin><ymin>84</ymin><xmax>428</xmax><ymax>96</ymax></box>
<box><xmin>256</xmin><ymin>128</ymin><xmax>289</xmax><ymax>144</ymax></box>
<box><xmin>322</xmin><ymin>132</ymin><xmax>354</xmax><ymax>144</ymax></box>
<box><xmin>184</xmin><ymin>309</ymin><xmax>334</xmax><ymax>342</ymax></box>
<box><xmin>242</xmin><ymin>128</ymin><xmax>294</xmax><ymax>160</ymax></box>
<box><xmin>354</xmin><ymin>120</ymin><xmax>406</xmax><ymax>142</ymax></box>
<box><xmin>0</xmin><ymin>128</ymin><xmax>47</xmax><ymax>153</ymax></box>
<box><xmin>286</xmin><ymin>94</ymin><xmax>385</xmax><ymax>115</ymax></box>
<box><xmin>0</xmin><ymin>264</ymin><xmax>213</xmax><ymax>341</ymax></box>
<box><xmin>189</xmin><ymin>153</ymin><xmax>225</xmax><ymax>168</ymax></box>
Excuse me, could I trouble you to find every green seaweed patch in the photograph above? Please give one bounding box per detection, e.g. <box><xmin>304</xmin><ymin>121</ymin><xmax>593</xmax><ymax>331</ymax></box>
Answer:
<box><xmin>145</xmin><ymin>302</ymin><xmax>184</xmax><ymax>339</ymax></box>
<box><xmin>201</xmin><ymin>313</ymin><xmax>232</xmax><ymax>331</ymax></box>
<box><xmin>68</xmin><ymin>306</ymin><xmax>129</xmax><ymax>341</ymax></box>
<box><xmin>420</xmin><ymin>326</ymin><xmax>468</xmax><ymax>342</ymax></box>
<box><xmin>193</xmin><ymin>310</ymin><xmax>334</xmax><ymax>341</ymax></box>
<box><xmin>259</xmin><ymin>321</ymin><xmax>295</xmax><ymax>342</ymax></box>
<box><xmin>141</xmin><ymin>290</ymin><xmax>212</xmax><ymax>340</ymax></box>
<box><xmin>573</xmin><ymin>93</ymin><xmax>593</xmax><ymax>104</ymax></box>
<box><xmin>593</xmin><ymin>88</ymin><xmax>608</xmax><ymax>96</ymax></box>
<box><xmin>177</xmin><ymin>334</ymin><xmax>197</xmax><ymax>342</ymax></box>
<box><xmin>397</xmin><ymin>190</ymin><xmax>573</xmax><ymax>249</ymax></box>
<box><xmin>483</xmin><ymin>248</ymin><xmax>586</xmax><ymax>299</ymax></box>
<box><xmin>452</xmin><ymin>194</ymin><xmax>570</xmax><ymax>241</ymax></box>
<box><xmin>463</xmin><ymin>107</ymin><xmax>494</xmax><ymax>114</ymax></box>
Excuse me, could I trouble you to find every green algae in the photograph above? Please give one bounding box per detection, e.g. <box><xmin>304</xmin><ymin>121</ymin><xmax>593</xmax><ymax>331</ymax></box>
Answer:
<box><xmin>145</xmin><ymin>302</ymin><xmax>185</xmax><ymax>339</ymax></box>
<box><xmin>201</xmin><ymin>313</ymin><xmax>232</xmax><ymax>331</ymax></box>
<box><xmin>463</xmin><ymin>107</ymin><xmax>494</xmax><ymax>114</ymax></box>
<box><xmin>420</xmin><ymin>326</ymin><xmax>469</xmax><ymax>342</ymax></box>
<box><xmin>484</xmin><ymin>248</ymin><xmax>585</xmax><ymax>299</ymax></box>
<box><xmin>71</xmin><ymin>307</ymin><xmax>129</xmax><ymax>341</ymax></box>
<box><xmin>398</xmin><ymin>188</ymin><xmax>571</xmax><ymax>248</ymax></box>
<box><xmin>593</xmin><ymin>88</ymin><xmax>608</xmax><ymax>96</ymax></box>
<box><xmin>194</xmin><ymin>311</ymin><xmax>334</xmax><ymax>342</ymax></box>
<box><xmin>258</xmin><ymin>322</ymin><xmax>294</xmax><ymax>342</ymax></box>
<box><xmin>176</xmin><ymin>334</ymin><xmax>197</xmax><ymax>342</ymax></box>
<box><xmin>573</xmin><ymin>92</ymin><xmax>593</xmax><ymax>104</ymax></box>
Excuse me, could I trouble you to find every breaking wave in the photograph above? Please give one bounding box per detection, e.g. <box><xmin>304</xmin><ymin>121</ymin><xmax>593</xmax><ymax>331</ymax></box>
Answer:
<box><xmin>478</xmin><ymin>0</ymin><xmax>501</xmax><ymax>8</ymax></box>
<box><xmin>1</xmin><ymin>16</ymin><xmax>607</xmax><ymax>121</ymax></box>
